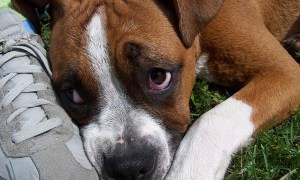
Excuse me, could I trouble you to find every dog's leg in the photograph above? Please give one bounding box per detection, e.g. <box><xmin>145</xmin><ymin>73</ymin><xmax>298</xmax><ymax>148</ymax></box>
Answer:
<box><xmin>166</xmin><ymin>53</ymin><xmax>300</xmax><ymax>180</ymax></box>
<box><xmin>166</xmin><ymin>12</ymin><xmax>300</xmax><ymax>180</ymax></box>
<box><xmin>166</xmin><ymin>97</ymin><xmax>255</xmax><ymax>180</ymax></box>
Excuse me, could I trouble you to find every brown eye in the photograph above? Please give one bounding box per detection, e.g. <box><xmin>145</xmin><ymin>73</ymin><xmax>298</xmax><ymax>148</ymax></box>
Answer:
<box><xmin>148</xmin><ymin>68</ymin><xmax>171</xmax><ymax>90</ymax></box>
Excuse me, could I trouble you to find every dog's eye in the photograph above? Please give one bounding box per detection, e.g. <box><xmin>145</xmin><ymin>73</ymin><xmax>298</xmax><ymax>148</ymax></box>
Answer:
<box><xmin>65</xmin><ymin>88</ymin><xmax>86</xmax><ymax>105</ymax></box>
<box><xmin>148</xmin><ymin>68</ymin><xmax>171</xmax><ymax>90</ymax></box>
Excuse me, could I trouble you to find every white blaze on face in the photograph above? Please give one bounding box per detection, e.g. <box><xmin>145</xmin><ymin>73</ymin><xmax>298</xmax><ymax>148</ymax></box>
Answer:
<box><xmin>80</xmin><ymin>11</ymin><xmax>172</xmax><ymax>177</ymax></box>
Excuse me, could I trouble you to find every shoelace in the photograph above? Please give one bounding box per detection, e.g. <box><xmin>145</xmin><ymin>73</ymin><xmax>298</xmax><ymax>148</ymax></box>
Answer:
<box><xmin>0</xmin><ymin>35</ymin><xmax>63</xmax><ymax>144</ymax></box>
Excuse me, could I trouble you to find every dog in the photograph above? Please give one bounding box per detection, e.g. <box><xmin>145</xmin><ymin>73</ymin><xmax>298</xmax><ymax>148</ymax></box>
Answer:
<box><xmin>13</xmin><ymin>0</ymin><xmax>300</xmax><ymax>179</ymax></box>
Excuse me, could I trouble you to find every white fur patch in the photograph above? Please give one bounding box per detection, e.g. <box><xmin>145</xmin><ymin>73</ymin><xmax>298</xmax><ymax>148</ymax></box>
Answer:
<box><xmin>81</xmin><ymin>12</ymin><xmax>171</xmax><ymax>177</ymax></box>
<box><xmin>81</xmin><ymin>124</ymin><xmax>104</xmax><ymax>165</ymax></box>
<box><xmin>196</xmin><ymin>53</ymin><xmax>214</xmax><ymax>81</ymax></box>
<box><xmin>166</xmin><ymin>97</ymin><xmax>254</xmax><ymax>179</ymax></box>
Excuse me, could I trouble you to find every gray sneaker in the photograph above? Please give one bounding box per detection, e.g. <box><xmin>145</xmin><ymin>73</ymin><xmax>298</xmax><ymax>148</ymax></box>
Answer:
<box><xmin>0</xmin><ymin>10</ymin><xmax>98</xmax><ymax>180</ymax></box>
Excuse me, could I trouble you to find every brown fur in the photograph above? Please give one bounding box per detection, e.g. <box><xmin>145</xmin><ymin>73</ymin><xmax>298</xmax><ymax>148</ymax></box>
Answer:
<box><xmin>103</xmin><ymin>1</ymin><xmax>199</xmax><ymax>131</ymax></box>
<box><xmin>47</xmin><ymin>0</ymin><xmax>199</xmax><ymax>131</ymax></box>
<box><xmin>13</xmin><ymin>0</ymin><xmax>300</xmax><ymax>132</ymax></box>
<box><xmin>200</xmin><ymin>0</ymin><xmax>300</xmax><ymax>131</ymax></box>
<box><xmin>49</xmin><ymin>0</ymin><xmax>103</xmax><ymax>124</ymax></box>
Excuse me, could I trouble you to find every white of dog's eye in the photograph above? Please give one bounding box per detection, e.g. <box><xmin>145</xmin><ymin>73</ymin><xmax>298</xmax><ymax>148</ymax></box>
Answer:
<box><xmin>149</xmin><ymin>69</ymin><xmax>171</xmax><ymax>90</ymax></box>
<box><xmin>66</xmin><ymin>89</ymin><xmax>85</xmax><ymax>105</ymax></box>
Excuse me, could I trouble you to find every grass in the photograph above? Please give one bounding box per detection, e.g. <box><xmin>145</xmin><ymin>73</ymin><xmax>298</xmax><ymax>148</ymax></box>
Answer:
<box><xmin>41</xmin><ymin>19</ymin><xmax>300</xmax><ymax>179</ymax></box>
<box><xmin>40</xmin><ymin>15</ymin><xmax>51</xmax><ymax>51</ymax></box>
<box><xmin>226</xmin><ymin>110</ymin><xmax>300</xmax><ymax>179</ymax></box>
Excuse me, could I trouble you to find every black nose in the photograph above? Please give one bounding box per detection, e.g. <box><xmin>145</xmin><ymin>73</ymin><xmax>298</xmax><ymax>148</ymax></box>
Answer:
<box><xmin>103</xmin><ymin>143</ymin><xmax>157</xmax><ymax>180</ymax></box>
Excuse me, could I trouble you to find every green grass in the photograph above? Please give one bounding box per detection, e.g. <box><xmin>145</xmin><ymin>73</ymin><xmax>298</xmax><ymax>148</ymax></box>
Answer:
<box><xmin>226</xmin><ymin>110</ymin><xmax>300</xmax><ymax>179</ymax></box>
<box><xmin>40</xmin><ymin>15</ymin><xmax>51</xmax><ymax>51</ymax></box>
<box><xmin>41</xmin><ymin>19</ymin><xmax>300</xmax><ymax>179</ymax></box>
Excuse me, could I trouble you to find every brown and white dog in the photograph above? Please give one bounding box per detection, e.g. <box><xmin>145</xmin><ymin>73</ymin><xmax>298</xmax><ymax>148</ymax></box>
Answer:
<box><xmin>14</xmin><ymin>0</ymin><xmax>300</xmax><ymax>179</ymax></box>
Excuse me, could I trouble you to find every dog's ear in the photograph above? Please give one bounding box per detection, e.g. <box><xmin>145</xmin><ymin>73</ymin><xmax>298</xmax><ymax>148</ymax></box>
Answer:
<box><xmin>12</xmin><ymin>0</ymin><xmax>49</xmax><ymax>33</ymax></box>
<box><xmin>173</xmin><ymin>0</ymin><xmax>224</xmax><ymax>47</ymax></box>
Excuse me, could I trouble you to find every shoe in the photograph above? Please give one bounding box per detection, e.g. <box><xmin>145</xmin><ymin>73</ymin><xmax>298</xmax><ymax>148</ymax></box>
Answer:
<box><xmin>0</xmin><ymin>10</ymin><xmax>98</xmax><ymax>180</ymax></box>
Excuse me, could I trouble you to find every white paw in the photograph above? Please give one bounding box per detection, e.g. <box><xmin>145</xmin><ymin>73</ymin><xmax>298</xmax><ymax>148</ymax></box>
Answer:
<box><xmin>165</xmin><ymin>98</ymin><xmax>254</xmax><ymax>180</ymax></box>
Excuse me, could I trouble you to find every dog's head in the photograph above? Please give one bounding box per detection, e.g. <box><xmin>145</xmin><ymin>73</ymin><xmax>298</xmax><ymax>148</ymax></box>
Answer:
<box><xmin>16</xmin><ymin>0</ymin><xmax>222</xmax><ymax>179</ymax></box>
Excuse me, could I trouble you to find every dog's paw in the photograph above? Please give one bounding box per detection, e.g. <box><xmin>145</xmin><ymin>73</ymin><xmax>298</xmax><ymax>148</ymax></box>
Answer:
<box><xmin>165</xmin><ymin>98</ymin><xmax>254</xmax><ymax>180</ymax></box>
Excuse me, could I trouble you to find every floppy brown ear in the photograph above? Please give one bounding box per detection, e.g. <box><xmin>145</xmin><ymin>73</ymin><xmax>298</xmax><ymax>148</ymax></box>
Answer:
<box><xmin>173</xmin><ymin>0</ymin><xmax>224</xmax><ymax>47</ymax></box>
<box><xmin>12</xmin><ymin>0</ymin><xmax>49</xmax><ymax>33</ymax></box>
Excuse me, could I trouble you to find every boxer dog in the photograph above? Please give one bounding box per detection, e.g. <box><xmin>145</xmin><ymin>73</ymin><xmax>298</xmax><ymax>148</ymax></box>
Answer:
<box><xmin>13</xmin><ymin>0</ymin><xmax>300</xmax><ymax>179</ymax></box>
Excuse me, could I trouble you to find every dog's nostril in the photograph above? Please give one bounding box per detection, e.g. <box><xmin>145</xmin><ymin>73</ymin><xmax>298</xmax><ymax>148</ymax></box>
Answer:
<box><xmin>139</xmin><ymin>168</ymin><xmax>148</xmax><ymax>174</ymax></box>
